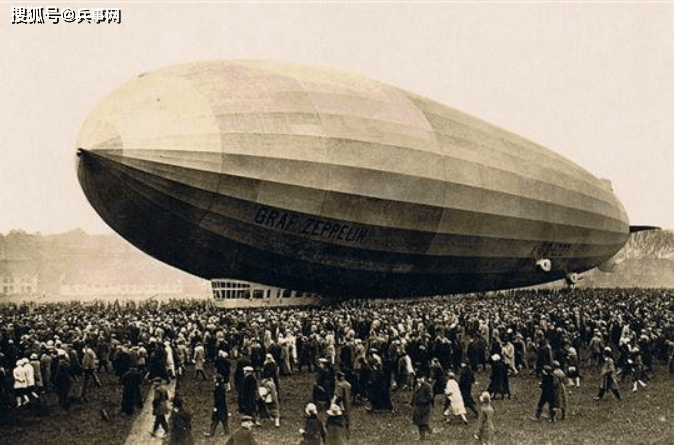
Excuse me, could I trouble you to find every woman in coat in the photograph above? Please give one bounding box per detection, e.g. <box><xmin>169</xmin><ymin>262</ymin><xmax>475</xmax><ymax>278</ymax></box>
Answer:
<box><xmin>325</xmin><ymin>404</ymin><xmax>349</xmax><ymax>445</ymax></box>
<box><xmin>260</xmin><ymin>376</ymin><xmax>280</xmax><ymax>427</ymax></box>
<box><xmin>487</xmin><ymin>354</ymin><xmax>510</xmax><ymax>400</ymax></box>
<box><xmin>443</xmin><ymin>372</ymin><xmax>468</xmax><ymax>424</ymax></box>
<box><xmin>474</xmin><ymin>392</ymin><xmax>495</xmax><ymax>445</ymax></box>
<box><xmin>552</xmin><ymin>361</ymin><xmax>568</xmax><ymax>420</ymax></box>
<box><xmin>299</xmin><ymin>402</ymin><xmax>325</xmax><ymax>445</ymax></box>
<box><xmin>594</xmin><ymin>347</ymin><xmax>621</xmax><ymax>401</ymax></box>
<box><xmin>411</xmin><ymin>375</ymin><xmax>434</xmax><ymax>441</ymax></box>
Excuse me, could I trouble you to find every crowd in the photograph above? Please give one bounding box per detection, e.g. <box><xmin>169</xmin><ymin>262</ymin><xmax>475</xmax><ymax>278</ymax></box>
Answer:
<box><xmin>0</xmin><ymin>287</ymin><xmax>672</xmax><ymax>444</ymax></box>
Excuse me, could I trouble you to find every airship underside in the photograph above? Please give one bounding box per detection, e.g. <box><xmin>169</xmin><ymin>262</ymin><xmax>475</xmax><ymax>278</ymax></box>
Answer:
<box><xmin>76</xmin><ymin>60</ymin><xmax>629</xmax><ymax>297</ymax></box>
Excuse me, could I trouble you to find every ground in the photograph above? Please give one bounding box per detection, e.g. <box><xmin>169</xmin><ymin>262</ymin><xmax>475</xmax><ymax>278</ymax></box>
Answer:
<box><xmin>1</xmin><ymin>356</ymin><xmax>672</xmax><ymax>444</ymax></box>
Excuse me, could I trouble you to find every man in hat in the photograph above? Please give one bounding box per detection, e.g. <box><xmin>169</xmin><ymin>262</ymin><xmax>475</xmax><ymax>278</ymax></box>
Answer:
<box><xmin>225</xmin><ymin>415</ymin><xmax>258</xmax><ymax>445</ymax></box>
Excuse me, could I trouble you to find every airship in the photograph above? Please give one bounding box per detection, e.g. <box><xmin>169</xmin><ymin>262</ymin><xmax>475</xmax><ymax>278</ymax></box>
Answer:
<box><xmin>76</xmin><ymin>60</ymin><xmax>630</xmax><ymax>298</ymax></box>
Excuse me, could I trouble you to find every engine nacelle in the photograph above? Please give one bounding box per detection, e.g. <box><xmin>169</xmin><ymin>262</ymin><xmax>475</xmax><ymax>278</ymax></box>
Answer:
<box><xmin>565</xmin><ymin>272</ymin><xmax>580</xmax><ymax>284</ymax></box>
<box><xmin>535</xmin><ymin>259</ymin><xmax>552</xmax><ymax>272</ymax></box>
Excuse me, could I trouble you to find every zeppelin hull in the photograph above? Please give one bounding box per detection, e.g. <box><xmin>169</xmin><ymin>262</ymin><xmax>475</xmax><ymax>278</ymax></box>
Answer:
<box><xmin>76</xmin><ymin>61</ymin><xmax>630</xmax><ymax>297</ymax></box>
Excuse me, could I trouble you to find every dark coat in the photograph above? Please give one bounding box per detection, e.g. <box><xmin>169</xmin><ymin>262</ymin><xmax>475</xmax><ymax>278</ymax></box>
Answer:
<box><xmin>120</xmin><ymin>368</ymin><xmax>143</xmax><ymax>414</ymax></box>
<box><xmin>213</xmin><ymin>381</ymin><xmax>228</xmax><ymax>419</ymax></box>
<box><xmin>487</xmin><ymin>360</ymin><xmax>510</xmax><ymax>396</ymax></box>
<box><xmin>325</xmin><ymin>415</ymin><xmax>349</xmax><ymax>445</ymax></box>
<box><xmin>411</xmin><ymin>380</ymin><xmax>434</xmax><ymax>426</ymax></box>
<box><xmin>225</xmin><ymin>426</ymin><xmax>258</xmax><ymax>445</ymax></box>
<box><xmin>239</xmin><ymin>373</ymin><xmax>258</xmax><ymax>416</ymax></box>
<box><xmin>300</xmin><ymin>415</ymin><xmax>326</xmax><ymax>445</ymax></box>
<box><xmin>169</xmin><ymin>408</ymin><xmax>194</xmax><ymax>445</ymax></box>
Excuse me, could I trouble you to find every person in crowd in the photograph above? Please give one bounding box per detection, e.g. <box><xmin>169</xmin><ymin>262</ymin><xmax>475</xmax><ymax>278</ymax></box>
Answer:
<box><xmin>534</xmin><ymin>365</ymin><xmax>557</xmax><ymax>422</ymax></box>
<box><xmin>97</xmin><ymin>336</ymin><xmax>112</xmax><ymax>373</ymax></box>
<box><xmin>428</xmin><ymin>357</ymin><xmax>446</xmax><ymax>400</ymax></box>
<box><xmin>239</xmin><ymin>366</ymin><xmax>259</xmax><ymax>425</ymax></box>
<box><xmin>411</xmin><ymin>374</ymin><xmax>434</xmax><ymax>441</ymax></box>
<box><xmin>215</xmin><ymin>350</ymin><xmax>232</xmax><ymax>390</ymax></box>
<box><xmin>28</xmin><ymin>353</ymin><xmax>43</xmax><ymax>394</ymax></box>
<box><xmin>566</xmin><ymin>346</ymin><xmax>581</xmax><ymax>388</ymax></box>
<box><xmin>333</xmin><ymin>371</ymin><xmax>352</xmax><ymax>436</ymax></box>
<box><xmin>325</xmin><ymin>403</ymin><xmax>349</xmax><ymax>445</ymax></box>
<box><xmin>487</xmin><ymin>354</ymin><xmax>510</xmax><ymax>400</ymax></box>
<box><xmin>443</xmin><ymin>371</ymin><xmax>468</xmax><ymax>424</ymax></box>
<box><xmin>627</xmin><ymin>346</ymin><xmax>648</xmax><ymax>392</ymax></box>
<box><xmin>474</xmin><ymin>392</ymin><xmax>495</xmax><ymax>445</ymax></box>
<box><xmin>54</xmin><ymin>353</ymin><xmax>73</xmax><ymax>410</ymax></box>
<box><xmin>13</xmin><ymin>359</ymin><xmax>28</xmax><ymax>407</ymax></box>
<box><xmin>299</xmin><ymin>402</ymin><xmax>325</xmax><ymax>445</ymax></box>
<box><xmin>368</xmin><ymin>360</ymin><xmax>393</xmax><ymax>412</ymax></box>
<box><xmin>169</xmin><ymin>395</ymin><xmax>193</xmax><ymax>445</ymax></box>
<box><xmin>259</xmin><ymin>375</ymin><xmax>280</xmax><ymax>427</ymax></box>
<box><xmin>552</xmin><ymin>361</ymin><xmax>568</xmax><ymax>420</ymax></box>
<box><xmin>458</xmin><ymin>362</ymin><xmax>479</xmax><ymax>418</ymax></box>
<box><xmin>594</xmin><ymin>347</ymin><xmax>621</xmax><ymax>401</ymax></box>
<box><xmin>81</xmin><ymin>345</ymin><xmax>101</xmax><ymax>401</ymax></box>
<box><xmin>120</xmin><ymin>364</ymin><xmax>143</xmax><ymax>415</ymax></box>
<box><xmin>151</xmin><ymin>378</ymin><xmax>170</xmax><ymax>438</ymax></box>
<box><xmin>205</xmin><ymin>374</ymin><xmax>229</xmax><ymax>437</ymax></box>
<box><xmin>262</xmin><ymin>353</ymin><xmax>280</xmax><ymax>401</ymax></box>
<box><xmin>225</xmin><ymin>415</ymin><xmax>259</xmax><ymax>445</ymax></box>
<box><xmin>193</xmin><ymin>342</ymin><xmax>207</xmax><ymax>381</ymax></box>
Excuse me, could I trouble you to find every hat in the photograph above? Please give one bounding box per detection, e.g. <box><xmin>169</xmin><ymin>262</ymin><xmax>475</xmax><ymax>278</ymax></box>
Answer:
<box><xmin>552</xmin><ymin>360</ymin><xmax>560</xmax><ymax>368</ymax></box>
<box><xmin>447</xmin><ymin>372</ymin><xmax>456</xmax><ymax>379</ymax></box>
<box><xmin>243</xmin><ymin>366</ymin><xmax>254</xmax><ymax>373</ymax></box>
<box><xmin>30</xmin><ymin>353</ymin><xmax>38</xmax><ymax>360</ymax></box>
<box><xmin>240</xmin><ymin>415</ymin><xmax>254</xmax><ymax>423</ymax></box>
<box><xmin>305</xmin><ymin>402</ymin><xmax>318</xmax><ymax>416</ymax></box>
<box><xmin>326</xmin><ymin>404</ymin><xmax>342</xmax><ymax>416</ymax></box>
<box><xmin>491</xmin><ymin>354</ymin><xmax>501</xmax><ymax>361</ymax></box>
<box><xmin>153</xmin><ymin>377</ymin><xmax>163</xmax><ymax>384</ymax></box>
<box><xmin>479</xmin><ymin>391</ymin><xmax>491</xmax><ymax>404</ymax></box>
<box><xmin>543</xmin><ymin>365</ymin><xmax>552</xmax><ymax>372</ymax></box>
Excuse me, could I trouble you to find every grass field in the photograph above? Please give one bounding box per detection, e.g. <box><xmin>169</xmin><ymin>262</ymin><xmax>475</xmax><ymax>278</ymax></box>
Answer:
<box><xmin>182</xmin><ymin>364</ymin><xmax>672</xmax><ymax>445</ymax></box>
<box><xmin>1</xmin><ymin>359</ymin><xmax>671</xmax><ymax>444</ymax></box>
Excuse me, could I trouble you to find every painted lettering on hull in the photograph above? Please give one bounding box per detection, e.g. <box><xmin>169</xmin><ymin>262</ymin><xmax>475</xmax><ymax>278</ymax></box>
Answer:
<box><xmin>254</xmin><ymin>207</ymin><xmax>368</xmax><ymax>244</ymax></box>
<box><xmin>530</xmin><ymin>242</ymin><xmax>572</xmax><ymax>258</ymax></box>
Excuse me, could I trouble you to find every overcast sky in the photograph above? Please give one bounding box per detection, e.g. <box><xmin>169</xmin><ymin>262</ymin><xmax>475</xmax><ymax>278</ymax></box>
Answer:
<box><xmin>1</xmin><ymin>2</ymin><xmax>673</xmax><ymax>235</ymax></box>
